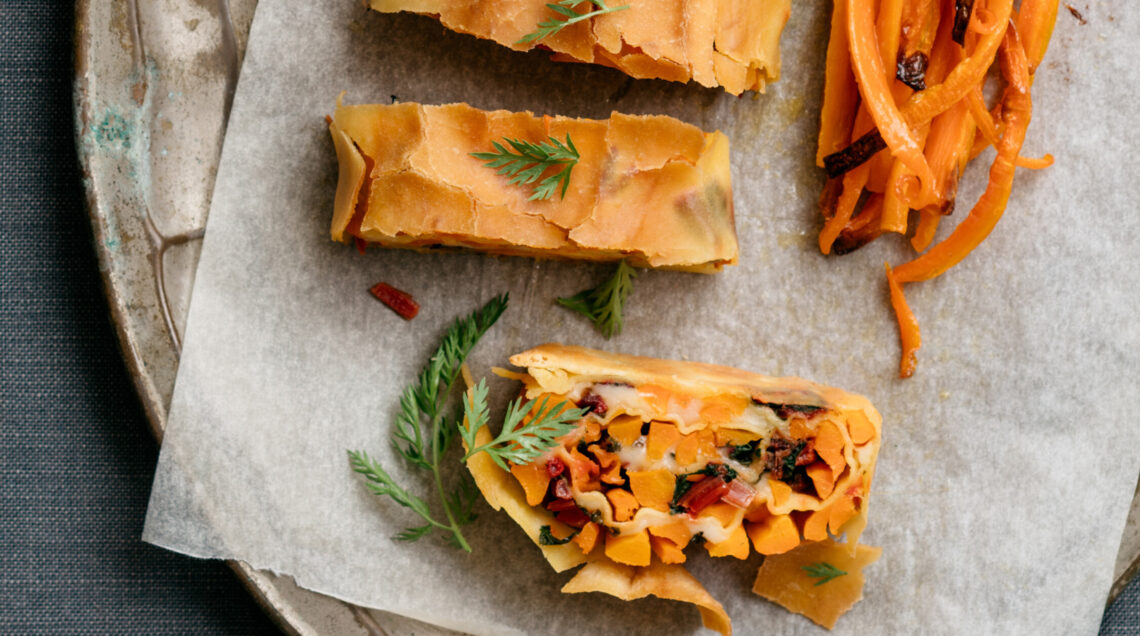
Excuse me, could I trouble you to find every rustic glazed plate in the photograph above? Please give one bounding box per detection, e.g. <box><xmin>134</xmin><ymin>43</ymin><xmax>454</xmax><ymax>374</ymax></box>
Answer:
<box><xmin>73</xmin><ymin>0</ymin><xmax>1140</xmax><ymax>630</ymax></box>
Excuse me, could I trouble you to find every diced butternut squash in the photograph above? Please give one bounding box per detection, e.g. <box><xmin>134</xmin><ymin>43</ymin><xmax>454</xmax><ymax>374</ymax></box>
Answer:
<box><xmin>606</xmin><ymin>488</ymin><xmax>641</xmax><ymax>522</ymax></box>
<box><xmin>650</xmin><ymin>535</ymin><xmax>688</xmax><ymax>564</ymax></box>
<box><xmin>789</xmin><ymin>418</ymin><xmax>812</xmax><ymax>440</ymax></box>
<box><xmin>510</xmin><ymin>462</ymin><xmax>551</xmax><ymax>506</ymax></box>
<box><xmin>698</xmin><ymin>501</ymin><xmax>740</xmax><ymax>528</ymax></box>
<box><xmin>582</xmin><ymin>419</ymin><xmax>602</xmax><ymax>443</ymax></box>
<box><xmin>744</xmin><ymin>501</ymin><xmax>772</xmax><ymax>523</ymax></box>
<box><xmin>802</xmin><ymin>506</ymin><xmax>831</xmax><ymax>542</ymax></box>
<box><xmin>649</xmin><ymin>520</ymin><xmax>693</xmax><ymax>546</ymax></box>
<box><xmin>813</xmin><ymin>420</ymin><xmax>846</xmax><ymax>477</ymax></box>
<box><xmin>696</xmin><ymin>429</ymin><xmax>719</xmax><ymax>459</ymax></box>
<box><xmin>567</xmin><ymin>447</ymin><xmax>601</xmax><ymax>492</ymax></box>
<box><xmin>747</xmin><ymin>514</ymin><xmax>801</xmax><ymax>555</ymax></box>
<box><xmin>646</xmin><ymin>421</ymin><xmax>681</xmax><ymax>461</ymax></box>
<box><xmin>589</xmin><ymin>443</ymin><xmax>624</xmax><ymax>485</ymax></box>
<box><xmin>605</xmin><ymin>528</ymin><xmax>652</xmax><ymax>566</ymax></box>
<box><xmin>806</xmin><ymin>461</ymin><xmax>837</xmax><ymax>500</ymax></box>
<box><xmin>674</xmin><ymin>433</ymin><xmax>700</xmax><ymax>465</ymax></box>
<box><xmin>847</xmin><ymin>410</ymin><xmax>877</xmax><ymax>444</ymax></box>
<box><xmin>768</xmin><ymin>477</ymin><xmax>792</xmax><ymax>507</ymax></box>
<box><xmin>628</xmin><ymin>469</ymin><xmax>675</xmax><ymax>512</ymax></box>
<box><xmin>714</xmin><ymin>428</ymin><xmax>757</xmax><ymax>447</ymax></box>
<box><xmin>572</xmin><ymin>521</ymin><xmax>601</xmax><ymax>555</ymax></box>
<box><xmin>700</xmin><ymin>394</ymin><xmax>749</xmax><ymax>426</ymax></box>
<box><xmin>639</xmin><ymin>384</ymin><xmax>678</xmax><ymax>415</ymax></box>
<box><xmin>828</xmin><ymin>495</ymin><xmax>857</xmax><ymax>534</ymax></box>
<box><xmin>606</xmin><ymin>415</ymin><xmax>644</xmax><ymax>447</ymax></box>
<box><xmin>707</xmin><ymin>524</ymin><xmax>750</xmax><ymax>559</ymax></box>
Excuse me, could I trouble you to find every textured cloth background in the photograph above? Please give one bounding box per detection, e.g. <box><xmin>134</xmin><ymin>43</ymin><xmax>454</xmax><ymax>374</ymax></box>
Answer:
<box><xmin>1</xmin><ymin>3</ymin><xmax>276</xmax><ymax>633</ymax></box>
<box><xmin>0</xmin><ymin>1</ymin><xmax>1136</xmax><ymax>634</ymax></box>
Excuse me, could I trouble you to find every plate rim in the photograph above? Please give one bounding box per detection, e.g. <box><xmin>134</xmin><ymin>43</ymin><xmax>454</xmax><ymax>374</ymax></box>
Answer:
<box><xmin>72</xmin><ymin>0</ymin><xmax>1139</xmax><ymax>619</ymax></box>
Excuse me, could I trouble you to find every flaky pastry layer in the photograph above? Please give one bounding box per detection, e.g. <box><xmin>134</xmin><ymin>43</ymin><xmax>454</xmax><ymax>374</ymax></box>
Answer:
<box><xmin>466</xmin><ymin>345</ymin><xmax>883</xmax><ymax>634</ymax></box>
<box><xmin>330</xmin><ymin>101</ymin><xmax>737</xmax><ymax>272</ymax></box>
<box><xmin>369</xmin><ymin>0</ymin><xmax>791</xmax><ymax>95</ymax></box>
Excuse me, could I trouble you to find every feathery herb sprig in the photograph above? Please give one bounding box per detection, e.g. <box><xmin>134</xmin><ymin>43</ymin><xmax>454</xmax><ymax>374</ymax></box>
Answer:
<box><xmin>802</xmin><ymin>561</ymin><xmax>848</xmax><ymax>586</ymax></box>
<box><xmin>471</xmin><ymin>134</ymin><xmax>579</xmax><ymax>201</ymax></box>
<box><xmin>460</xmin><ymin>378</ymin><xmax>586</xmax><ymax>471</ymax></box>
<box><xmin>516</xmin><ymin>0</ymin><xmax>631</xmax><ymax>44</ymax></box>
<box><xmin>347</xmin><ymin>294</ymin><xmax>508</xmax><ymax>552</ymax></box>
<box><xmin>556</xmin><ymin>260</ymin><xmax>636</xmax><ymax>338</ymax></box>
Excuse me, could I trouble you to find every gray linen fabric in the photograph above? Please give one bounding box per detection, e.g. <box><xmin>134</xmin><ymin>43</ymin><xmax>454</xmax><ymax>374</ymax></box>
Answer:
<box><xmin>0</xmin><ymin>1</ymin><xmax>1135</xmax><ymax>635</ymax></box>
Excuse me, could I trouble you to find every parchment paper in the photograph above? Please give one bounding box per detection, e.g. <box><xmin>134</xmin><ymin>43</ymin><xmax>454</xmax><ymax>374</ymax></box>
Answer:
<box><xmin>143</xmin><ymin>1</ymin><xmax>1140</xmax><ymax>633</ymax></box>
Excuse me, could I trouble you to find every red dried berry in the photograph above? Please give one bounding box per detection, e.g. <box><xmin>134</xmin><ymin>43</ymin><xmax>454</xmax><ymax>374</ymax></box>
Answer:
<box><xmin>369</xmin><ymin>282</ymin><xmax>420</xmax><ymax>320</ymax></box>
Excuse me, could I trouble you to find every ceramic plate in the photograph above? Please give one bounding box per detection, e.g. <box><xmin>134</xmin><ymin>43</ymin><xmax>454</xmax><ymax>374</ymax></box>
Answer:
<box><xmin>72</xmin><ymin>0</ymin><xmax>1140</xmax><ymax>630</ymax></box>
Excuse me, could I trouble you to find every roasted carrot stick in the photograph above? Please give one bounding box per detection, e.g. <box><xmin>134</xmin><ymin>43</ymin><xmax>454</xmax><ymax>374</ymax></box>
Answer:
<box><xmin>1015</xmin><ymin>154</ymin><xmax>1053</xmax><ymax>169</ymax></box>
<box><xmin>901</xmin><ymin>0</ymin><xmax>1012</xmax><ymax>128</ymax></box>
<box><xmin>820</xmin><ymin>162</ymin><xmax>872</xmax><ymax>255</ymax></box>
<box><xmin>885</xmin><ymin>263</ymin><xmax>921</xmax><ymax>377</ymax></box>
<box><xmin>816</xmin><ymin>0</ymin><xmax>1056</xmax><ymax>377</ymax></box>
<box><xmin>847</xmin><ymin>0</ymin><xmax>935</xmax><ymax>199</ymax></box>
<box><xmin>887</xmin><ymin>29</ymin><xmax>1033</xmax><ymax>375</ymax></box>
<box><xmin>1015</xmin><ymin>0</ymin><xmax>1060</xmax><ymax>72</ymax></box>
<box><xmin>897</xmin><ymin>0</ymin><xmax>940</xmax><ymax>90</ymax></box>
<box><xmin>818</xmin><ymin>0</ymin><xmax>860</xmax><ymax>167</ymax></box>
<box><xmin>910</xmin><ymin>209</ymin><xmax>942</xmax><ymax>252</ymax></box>
<box><xmin>834</xmin><ymin>193</ymin><xmax>885</xmax><ymax>254</ymax></box>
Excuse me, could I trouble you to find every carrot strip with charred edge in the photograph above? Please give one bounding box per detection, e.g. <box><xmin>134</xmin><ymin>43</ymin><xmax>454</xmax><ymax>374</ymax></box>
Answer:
<box><xmin>923</xmin><ymin>99</ymin><xmax>975</xmax><ymax>208</ymax></box>
<box><xmin>902</xmin><ymin>0</ymin><xmax>1013</xmax><ymax>126</ymax></box>
<box><xmin>833</xmin><ymin>193</ymin><xmax>884</xmax><ymax>255</ymax></box>
<box><xmin>910</xmin><ymin>209</ymin><xmax>942</xmax><ymax>252</ymax></box>
<box><xmin>847</xmin><ymin>0</ymin><xmax>935</xmax><ymax>200</ymax></box>
<box><xmin>818</xmin><ymin>0</ymin><xmax>860</xmax><ymax>168</ymax></box>
<box><xmin>824</xmin><ymin>132</ymin><xmax>887</xmax><ymax>178</ymax></box>
<box><xmin>951</xmin><ymin>0</ymin><xmax>975</xmax><ymax>45</ymax></box>
<box><xmin>896</xmin><ymin>0</ymin><xmax>939</xmax><ymax>90</ymax></box>
<box><xmin>816</xmin><ymin>0</ymin><xmax>1056</xmax><ymax>377</ymax></box>
<box><xmin>825</xmin><ymin>0</ymin><xmax>1011</xmax><ymax>178</ymax></box>
<box><xmin>820</xmin><ymin>163</ymin><xmax>871</xmax><ymax>255</ymax></box>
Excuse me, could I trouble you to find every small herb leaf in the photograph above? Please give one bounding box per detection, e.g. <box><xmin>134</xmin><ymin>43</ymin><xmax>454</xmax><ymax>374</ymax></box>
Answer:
<box><xmin>802</xmin><ymin>561</ymin><xmax>848</xmax><ymax>586</ymax></box>
<box><xmin>538</xmin><ymin>525</ymin><xmax>579</xmax><ymax>545</ymax></box>
<box><xmin>556</xmin><ymin>260</ymin><xmax>636</xmax><ymax>338</ymax></box>
<box><xmin>516</xmin><ymin>0</ymin><xmax>631</xmax><ymax>44</ymax></box>
<box><xmin>462</xmin><ymin>381</ymin><xmax>587</xmax><ymax>471</ymax></box>
<box><xmin>472</xmin><ymin>134</ymin><xmax>579</xmax><ymax>200</ymax></box>
<box><xmin>347</xmin><ymin>294</ymin><xmax>509</xmax><ymax>552</ymax></box>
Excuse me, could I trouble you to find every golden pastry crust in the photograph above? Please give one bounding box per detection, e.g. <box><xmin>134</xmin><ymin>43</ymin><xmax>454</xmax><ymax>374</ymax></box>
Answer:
<box><xmin>369</xmin><ymin>0</ymin><xmax>791</xmax><ymax>95</ymax></box>
<box><xmin>466</xmin><ymin>345</ymin><xmax>883</xmax><ymax>633</ymax></box>
<box><xmin>510</xmin><ymin>344</ymin><xmax>881</xmax><ymax>415</ymax></box>
<box><xmin>330</xmin><ymin>101</ymin><xmax>737</xmax><ymax>273</ymax></box>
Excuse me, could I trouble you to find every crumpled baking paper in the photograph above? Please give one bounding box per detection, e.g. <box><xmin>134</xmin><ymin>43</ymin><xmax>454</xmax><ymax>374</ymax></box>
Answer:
<box><xmin>144</xmin><ymin>1</ymin><xmax>1140</xmax><ymax>633</ymax></box>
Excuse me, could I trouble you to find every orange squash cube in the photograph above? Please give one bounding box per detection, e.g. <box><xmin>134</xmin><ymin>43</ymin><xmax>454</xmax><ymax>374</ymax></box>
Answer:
<box><xmin>606</xmin><ymin>488</ymin><xmax>641</xmax><ymax>522</ymax></box>
<box><xmin>628</xmin><ymin>469</ymin><xmax>676</xmax><ymax>512</ymax></box>
<box><xmin>605</xmin><ymin>529</ymin><xmax>652</xmax><ymax>567</ymax></box>
<box><xmin>747</xmin><ymin>514</ymin><xmax>801</xmax><ymax>555</ymax></box>
<box><xmin>646</xmin><ymin>421</ymin><xmax>681</xmax><ymax>461</ymax></box>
